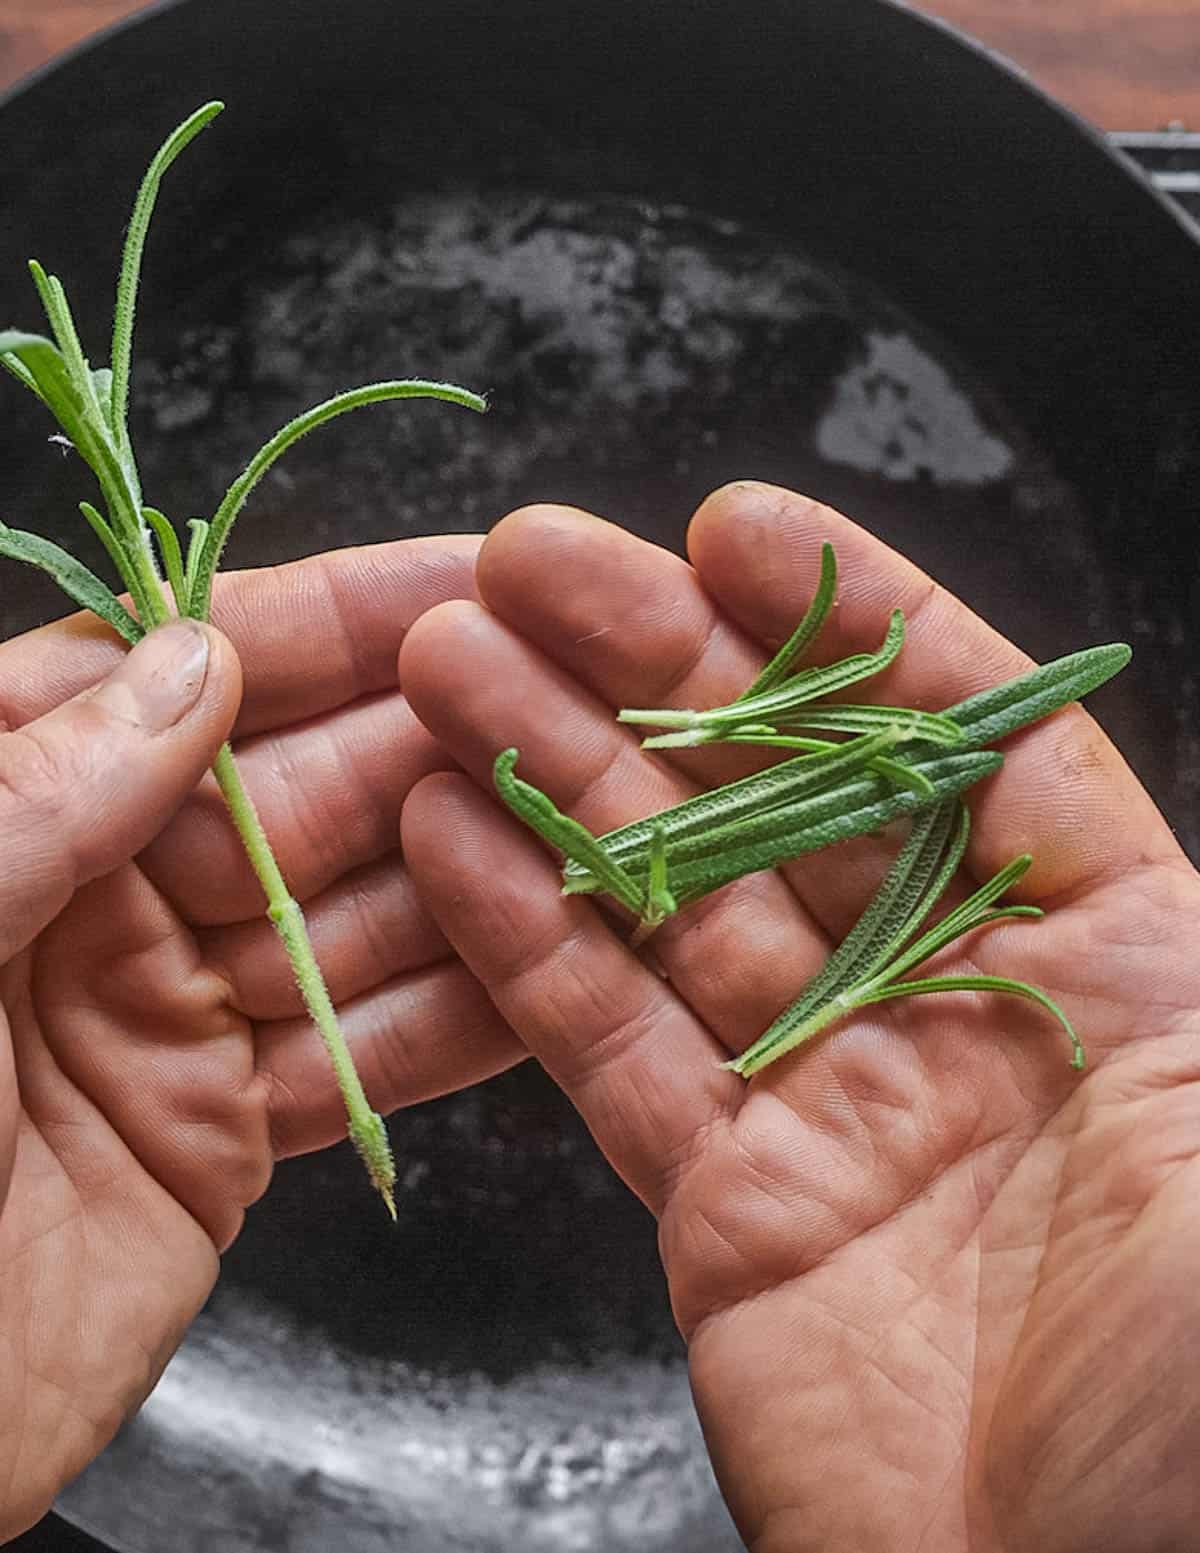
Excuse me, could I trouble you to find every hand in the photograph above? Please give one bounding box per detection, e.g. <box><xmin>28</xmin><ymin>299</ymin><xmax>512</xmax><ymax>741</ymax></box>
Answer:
<box><xmin>0</xmin><ymin>537</ymin><xmax>521</xmax><ymax>1538</ymax></box>
<box><xmin>398</xmin><ymin>484</ymin><xmax>1200</xmax><ymax>1553</ymax></box>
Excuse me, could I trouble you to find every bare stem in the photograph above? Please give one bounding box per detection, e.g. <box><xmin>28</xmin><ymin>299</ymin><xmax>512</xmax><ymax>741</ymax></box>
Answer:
<box><xmin>210</xmin><ymin>741</ymin><xmax>396</xmax><ymax>1217</ymax></box>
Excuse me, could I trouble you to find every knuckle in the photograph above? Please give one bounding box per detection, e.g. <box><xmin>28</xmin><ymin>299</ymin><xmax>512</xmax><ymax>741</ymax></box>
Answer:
<box><xmin>167</xmin><ymin>1064</ymin><xmax>274</xmax><ymax>1249</ymax></box>
<box><xmin>0</xmin><ymin>723</ymin><xmax>84</xmax><ymax>844</ymax></box>
<box><xmin>0</xmin><ymin>725</ymin><xmax>73</xmax><ymax>816</ymax></box>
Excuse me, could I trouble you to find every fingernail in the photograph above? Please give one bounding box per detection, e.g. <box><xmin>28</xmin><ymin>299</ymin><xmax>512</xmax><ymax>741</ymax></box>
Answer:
<box><xmin>98</xmin><ymin>621</ymin><xmax>212</xmax><ymax>731</ymax></box>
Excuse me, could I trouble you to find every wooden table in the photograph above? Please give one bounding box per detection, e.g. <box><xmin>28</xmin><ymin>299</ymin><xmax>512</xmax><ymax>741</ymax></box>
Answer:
<box><xmin>0</xmin><ymin>0</ymin><xmax>1197</xmax><ymax>129</ymax></box>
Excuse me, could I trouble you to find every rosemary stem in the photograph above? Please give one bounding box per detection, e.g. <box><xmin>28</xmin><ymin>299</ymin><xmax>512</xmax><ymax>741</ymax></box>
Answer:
<box><xmin>210</xmin><ymin>741</ymin><xmax>396</xmax><ymax>1217</ymax></box>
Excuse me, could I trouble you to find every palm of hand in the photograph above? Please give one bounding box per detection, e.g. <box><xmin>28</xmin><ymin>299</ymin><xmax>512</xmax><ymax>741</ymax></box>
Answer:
<box><xmin>0</xmin><ymin>537</ymin><xmax>520</xmax><ymax>1537</ymax></box>
<box><xmin>671</xmin><ymin>879</ymin><xmax>1200</xmax><ymax>1553</ymax></box>
<box><xmin>398</xmin><ymin>484</ymin><xmax>1200</xmax><ymax>1553</ymax></box>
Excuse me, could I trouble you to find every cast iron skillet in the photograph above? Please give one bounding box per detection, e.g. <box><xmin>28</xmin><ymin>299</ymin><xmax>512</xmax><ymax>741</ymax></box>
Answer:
<box><xmin>3</xmin><ymin>2</ymin><xmax>1198</xmax><ymax>1550</ymax></box>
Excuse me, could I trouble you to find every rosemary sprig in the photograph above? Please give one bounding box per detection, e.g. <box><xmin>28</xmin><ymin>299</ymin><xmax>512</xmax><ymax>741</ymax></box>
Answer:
<box><xmin>0</xmin><ymin>102</ymin><xmax>487</xmax><ymax>1217</ymax></box>
<box><xmin>564</xmin><ymin>640</ymin><xmax>1130</xmax><ymax>894</ymax></box>
<box><xmin>562</xmin><ymin>750</ymin><xmax>1003</xmax><ymax>906</ymax></box>
<box><xmin>619</xmin><ymin>608</ymin><xmax>906</xmax><ymax>735</ymax></box>
<box><xmin>500</xmin><ymin>550</ymin><xmax>1129</xmax><ymax>1071</ymax></box>
<box><xmin>728</xmin><ymin>803</ymin><xmax>1083</xmax><ymax>1074</ymax></box>
<box><xmin>495</xmin><ymin>733</ymin><xmax>980</xmax><ymax>932</ymax></box>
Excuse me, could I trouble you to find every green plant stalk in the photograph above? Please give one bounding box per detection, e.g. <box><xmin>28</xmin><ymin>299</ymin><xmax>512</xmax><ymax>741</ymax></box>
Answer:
<box><xmin>1</xmin><ymin>102</ymin><xmax>488</xmax><ymax>1217</ymax></box>
<box><xmin>88</xmin><ymin>479</ymin><xmax>399</xmax><ymax>1185</ymax></box>
<box><xmin>211</xmin><ymin>744</ymin><xmax>396</xmax><ymax>1213</ymax></box>
<box><xmin>641</xmin><ymin>703</ymin><xmax>964</xmax><ymax>750</ymax></box>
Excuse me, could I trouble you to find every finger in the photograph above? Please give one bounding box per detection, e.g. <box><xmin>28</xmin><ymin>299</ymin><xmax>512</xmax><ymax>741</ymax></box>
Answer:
<box><xmin>401</xmin><ymin>772</ymin><xmax>739</xmax><ymax>1214</ymax></box>
<box><xmin>476</xmin><ymin>503</ymin><xmax>768</xmax><ymax>791</ymax></box>
<box><xmin>0</xmin><ymin>535</ymin><xmax>481</xmax><ymax>738</ymax></box>
<box><xmin>688</xmin><ymin>481</ymin><xmax>1181</xmax><ymax>898</ymax></box>
<box><xmin>30</xmin><ymin>860</ymin><xmax>270</xmax><ymax>1252</ymax></box>
<box><xmin>399</xmin><ymin>600</ymin><xmax>832</xmax><ymax>1051</ymax></box>
<box><xmin>0</xmin><ymin>622</ymin><xmax>240</xmax><ymax>963</ymax></box>
<box><xmin>212</xmin><ymin>537</ymin><xmax>481</xmax><ymax>735</ymax></box>
<box><xmin>199</xmin><ymin>855</ymin><xmax>449</xmax><ymax>1019</ymax></box>
<box><xmin>138</xmin><ymin>692</ymin><xmax>452</xmax><ymax>926</ymax></box>
<box><xmin>257</xmin><ymin>955</ymin><xmax>524</xmax><ymax>1161</ymax></box>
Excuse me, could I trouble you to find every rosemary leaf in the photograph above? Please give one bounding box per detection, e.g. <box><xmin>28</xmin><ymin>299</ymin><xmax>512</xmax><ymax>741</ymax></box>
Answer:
<box><xmin>565</xmin><ymin>745</ymin><xmax>996</xmax><ymax>885</ymax></box>
<box><xmin>493</xmin><ymin>748</ymin><xmax>646</xmax><ymax>916</ymax></box>
<box><xmin>0</xmin><ymin>521</ymin><xmax>144</xmax><ymax>645</ymax></box>
<box><xmin>109</xmin><ymin>101</ymin><xmax>226</xmax><ymax>466</ymax></box>
<box><xmin>763</xmin><ymin>704</ymin><xmax>963</xmax><ymax>744</ymax></box>
<box><xmin>854</xmin><ymin>975</ymin><xmax>1084</xmax><ymax>1070</ymax></box>
<box><xmin>726</xmin><ymin>801</ymin><xmax>962</xmax><ymax>1072</ymax></box>
<box><xmin>735</xmin><ymin>540</ymin><xmax>837</xmax><ymax>700</ymax></box>
<box><xmin>592</xmin><ymin>751</ymin><xmax>1002</xmax><ymax>907</ymax></box>
<box><xmin>188</xmin><ymin>380</ymin><xmax>488</xmax><ymax>620</ymax></box>
<box><xmin>143</xmin><ymin>507</ymin><xmax>189</xmax><ymax>614</ymax></box>
<box><xmin>935</xmin><ymin>644</ymin><xmax>1132</xmax><ymax>754</ymax></box>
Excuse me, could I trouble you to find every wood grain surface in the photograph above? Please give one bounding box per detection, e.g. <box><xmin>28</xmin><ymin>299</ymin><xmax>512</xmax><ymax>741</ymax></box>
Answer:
<box><xmin>0</xmin><ymin>0</ymin><xmax>1196</xmax><ymax>128</ymax></box>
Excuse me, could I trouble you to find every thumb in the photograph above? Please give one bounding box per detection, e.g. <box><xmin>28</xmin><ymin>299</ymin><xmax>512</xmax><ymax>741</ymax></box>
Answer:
<box><xmin>0</xmin><ymin>620</ymin><xmax>241</xmax><ymax>962</ymax></box>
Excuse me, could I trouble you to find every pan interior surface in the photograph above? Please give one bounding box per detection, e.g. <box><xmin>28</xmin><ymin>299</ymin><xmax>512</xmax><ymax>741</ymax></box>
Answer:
<box><xmin>50</xmin><ymin>181</ymin><xmax>1162</xmax><ymax>1553</ymax></box>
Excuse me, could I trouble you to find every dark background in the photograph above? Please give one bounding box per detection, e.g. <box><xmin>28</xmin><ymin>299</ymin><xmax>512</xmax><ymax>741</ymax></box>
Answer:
<box><xmin>2</xmin><ymin>0</ymin><xmax>1199</xmax><ymax>127</ymax></box>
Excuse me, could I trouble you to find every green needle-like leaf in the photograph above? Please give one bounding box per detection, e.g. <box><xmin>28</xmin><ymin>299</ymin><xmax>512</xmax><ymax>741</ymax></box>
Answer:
<box><xmin>566</xmin><ymin>741</ymin><xmax>992</xmax><ymax>889</ymax></box>
<box><xmin>189</xmin><ymin>380</ymin><xmax>488</xmax><ymax>620</ymax></box>
<box><xmin>936</xmin><ymin>643</ymin><xmax>1132</xmax><ymax>753</ymax></box>
<box><xmin>605</xmin><ymin>752</ymin><xmax>1001</xmax><ymax>907</ymax></box>
<box><xmin>881</xmin><ymin>853</ymin><xmax>1035</xmax><ymax>983</ymax></box>
<box><xmin>728</xmin><ymin>811</ymin><xmax>1083</xmax><ymax>1076</ymax></box>
<box><xmin>770</xmin><ymin>704</ymin><xmax>963</xmax><ymax>744</ymax></box>
<box><xmin>567</xmin><ymin>727</ymin><xmax>917</xmax><ymax>882</ymax></box>
<box><xmin>26</xmin><ymin>263</ymin><xmax>105</xmax><ymax>427</ymax></box>
<box><xmin>143</xmin><ymin>507</ymin><xmax>188</xmax><ymax>614</ymax></box>
<box><xmin>109</xmin><ymin>101</ymin><xmax>225</xmax><ymax>463</ymax></box>
<box><xmin>183</xmin><ymin>519</ymin><xmax>210</xmax><ymax>603</ymax></box>
<box><xmin>650</xmin><ymin>726</ymin><xmax>938</xmax><ymax>797</ymax></box>
<box><xmin>855</xmin><ymin>975</ymin><xmax>1084</xmax><ymax>1070</ymax></box>
<box><xmin>644</xmin><ymin>703</ymin><xmax>961</xmax><ymax>752</ymax></box>
<box><xmin>0</xmin><ymin>347</ymin><xmax>43</xmax><ymax>400</ymax></box>
<box><xmin>0</xmin><ymin>521</ymin><xmax>143</xmax><ymax>644</ymax></box>
<box><xmin>736</xmin><ymin>540</ymin><xmax>837</xmax><ymax>700</ymax></box>
<box><xmin>494</xmin><ymin>748</ymin><xmax>647</xmax><ymax>915</ymax></box>
<box><xmin>0</xmin><ymin>330</ymin><xmax>83</xmax><ymax>434</ymax></box>
<box><xmin>0</xmin><ymin>330</ymin><xmax>142</xmax><ymax>546</ymax></box>
<box><xmin>645</xmin><ymin>822</ymin><xmax>677</xmax><ymax>922</ymax></box>
<box><xmin>76</xmin><ymin>499</ymin><xmax>153</xmax><ymax>623</ymax></box>
<box><xmin>726</xmin><ymin>802</ymin><xmax>961</xmax><ymax>1073</ymax></box>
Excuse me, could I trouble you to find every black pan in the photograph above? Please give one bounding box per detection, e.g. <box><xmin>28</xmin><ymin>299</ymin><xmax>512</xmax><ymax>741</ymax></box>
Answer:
<box><xmin>2</xmin><ymin>2</ymin><xmax>1198</xmax><ymax>1549</ymax></box>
